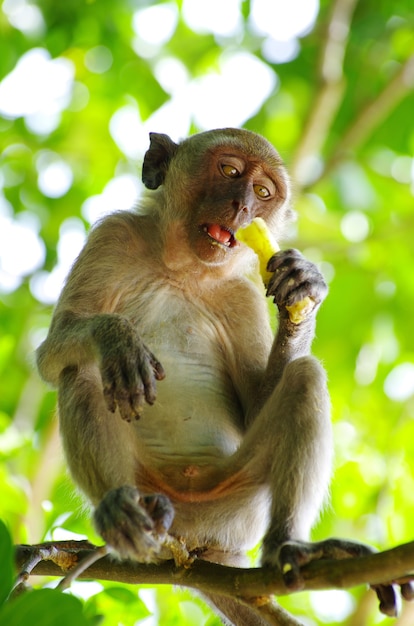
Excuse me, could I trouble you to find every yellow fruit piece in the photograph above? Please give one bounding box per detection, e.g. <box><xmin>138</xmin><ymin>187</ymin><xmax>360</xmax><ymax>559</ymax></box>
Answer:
<box><xmin>235</xmin><ymin>217</ymin><xmax>315</xmax><ymax>325</ymax></box>
<box><xmin>235</xmin><ymin>217</ymin><xmax>279</xmax><ymax>287</ymax></box>
<box><xmin>285</xmin><ymin>297</ymin><xmax>315</xmax><ymax>324</ymax></box>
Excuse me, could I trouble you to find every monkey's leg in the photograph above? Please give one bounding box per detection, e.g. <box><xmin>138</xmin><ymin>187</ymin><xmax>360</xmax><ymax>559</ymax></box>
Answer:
<box><xmin>58</xmin><ymin>366</ymin><xmax>174</xmax><ymax>561</ymax></box>
<box><xmin>235</xmin><ymin>358</ymin><xmax>409</xmax><ymax>618</ymax></box>
<box><xmin>238</xmin><ymin>355</ymin><xmax>332</xmax><ymax>554</ymax></box>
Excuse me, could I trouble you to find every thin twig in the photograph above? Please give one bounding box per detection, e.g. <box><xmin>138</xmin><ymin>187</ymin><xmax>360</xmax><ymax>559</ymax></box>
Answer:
<box><xmin>12</xmin><ymin>545</ymin><xmax>56</xmax><ymax>592</ymax></box>
<box><xmin>291</xmin><ymin>0</ymin><xmax>360</xmax><ymax>187</ymax></box>
<box><xmin>320</xmin><ymin>54</ymin><xmax>414</xmax><ymax>179</ymax></box>
<box><xmin>56</xmin><ymin>544</ymin><xmax>109</xmax><ymax>591</ymax></box>
<box><xmin>250</xmin><ymin>597</ymin><xmax>306</xmax><ymax>626</ymax></box>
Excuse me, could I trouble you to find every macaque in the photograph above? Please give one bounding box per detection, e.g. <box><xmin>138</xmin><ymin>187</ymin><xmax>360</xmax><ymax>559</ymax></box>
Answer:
<box><xmin>37</xmin><ymin>129</ymin><xmax>407</xmax><ymax>625</ymax></box>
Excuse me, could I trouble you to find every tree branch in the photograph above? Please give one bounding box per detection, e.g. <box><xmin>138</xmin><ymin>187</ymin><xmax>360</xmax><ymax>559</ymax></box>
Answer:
<box><xmin>291</xmin><ymin>0</ymin><xmax>414</xmax><ymax>190</ymax></box>
<box><xmin>320</xmin><ymin>53</ymin><xmax>414</xmax><ymax>179</ymax></box>
<box><xmin>15</xmin><ymin>540</ymin><xmax>414</xmax><ymax>597</ymax></box>
<box><xmin>290</xmin><ymin>0</ymin><xmax>360</xmax><ymax>187</ymax></box>
<box><xmin>13</xmin><ymin>540</ymin><xmax>414</xmax><ymax>626</ymax></box>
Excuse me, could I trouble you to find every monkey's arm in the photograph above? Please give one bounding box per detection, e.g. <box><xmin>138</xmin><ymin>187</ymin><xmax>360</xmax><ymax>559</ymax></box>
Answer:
<box><xmin>36</xmin><ymin>212</ymin><xmax>164</xmax><ymax>421</ymax></box>
<box><xmin>37</xmin><ymin>310</ymin><xmax>164</xmax><ymax>421</ymax></box>
<box><xmin>236</xmin><ymin>219</ymin><xmax>327</xmax><ymax>397</ymax></box>
<box><xmin>258</xmin><ymin>248</ymin><xmax>327</xmax><ymax>400</ymax></box>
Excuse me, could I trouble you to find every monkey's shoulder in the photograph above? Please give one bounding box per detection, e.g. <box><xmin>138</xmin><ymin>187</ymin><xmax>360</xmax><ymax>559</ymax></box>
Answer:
<box><xmin>88</xmin><ymin>210</ymin><xmax>156</xmax><ymax>251</ymax></box>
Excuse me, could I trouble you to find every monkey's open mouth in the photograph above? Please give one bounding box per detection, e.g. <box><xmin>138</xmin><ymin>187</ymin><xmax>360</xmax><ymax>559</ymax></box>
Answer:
<box><xmin>202</xmin><ymin>224</ymin><xmax>237</xmax><ymax>248</ymax></box>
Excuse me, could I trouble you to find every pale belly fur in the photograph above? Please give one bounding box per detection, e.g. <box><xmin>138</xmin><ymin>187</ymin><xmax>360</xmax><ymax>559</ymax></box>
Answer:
<box><xmin>125</xmin><ymin>291</ymin><xmax>246</xmax><ymax>493</ymax></box>
<box><xmin>132</xmin><ymin>347</ymin><xmax>244</xmax><ymax>489</ymax></box>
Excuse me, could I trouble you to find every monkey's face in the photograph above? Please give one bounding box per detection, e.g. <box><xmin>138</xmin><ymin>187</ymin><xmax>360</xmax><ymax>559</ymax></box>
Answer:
<box><xmin>142</xmin><ymin>130</ymin><xmax>291</xmax><ymax>269</ymax></box>
<box><xmin>187</xmin><ymin>149</ymin><xmax>287</xmax><ymax>266</ymax></box>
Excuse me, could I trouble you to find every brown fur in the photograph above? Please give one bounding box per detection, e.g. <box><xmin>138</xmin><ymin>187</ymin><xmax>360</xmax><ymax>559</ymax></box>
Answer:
<box><xmin>37</xmin><ymin>129</ymin><xmax>331</xmax><ymax>625</ymax></box>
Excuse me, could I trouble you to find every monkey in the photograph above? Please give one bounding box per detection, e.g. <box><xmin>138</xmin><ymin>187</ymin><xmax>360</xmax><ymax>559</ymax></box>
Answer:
<box><xmin>36</xmin><ymin>129</ymin><xmax>410</xmax><ymax>625</ymax></box>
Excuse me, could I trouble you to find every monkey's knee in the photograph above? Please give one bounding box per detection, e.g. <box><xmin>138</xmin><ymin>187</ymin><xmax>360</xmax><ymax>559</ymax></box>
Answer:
<box><xmin>94</xmin><ymin>486</ymin><xmax>174</xmax><ymax>562</ymax></box>
<box><xmin>58</xmin><ymin>364</ymin><xmax>104</xmax><ymax>414</ymax></box>
<box><xmin>286</xmin><ymin>357</ymin><xmax>331</xmax><ymax>456</ymax></box>
<box><xmin>58</xmin><ymin>365</ymin><xmax>79</xmax><ymax>397</ymax></box>
<box><xmin>283</xmin><ymin>356</ymin><xmax>327</xmax><ymax>391</ymax></box>
<box><xmin>281</xmin><ymin>356</ymin><xmax>329</xmax><ymax>418</ymax></box>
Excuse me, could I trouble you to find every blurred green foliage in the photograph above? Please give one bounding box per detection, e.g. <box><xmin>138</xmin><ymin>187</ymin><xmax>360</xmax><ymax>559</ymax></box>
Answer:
<box><xmin>1</xmin><ymin>0</ymin><xmax>414</xmax><ymax>624</ymax></box>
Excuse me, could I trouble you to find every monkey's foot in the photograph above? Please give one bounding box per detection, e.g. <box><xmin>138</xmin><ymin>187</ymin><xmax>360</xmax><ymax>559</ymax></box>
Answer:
<box><xmin>94</xmin><ymin>485</ymin><xmax>174</xmax><ymax>562</ymax></box>
<box><xmin>262</xmin><ymin>537</ymin><xmax>414</xmax><ymax>618</ymax></box>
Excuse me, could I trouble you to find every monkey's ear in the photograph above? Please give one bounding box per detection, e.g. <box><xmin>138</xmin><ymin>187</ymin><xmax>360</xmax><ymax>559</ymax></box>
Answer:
<box><xmin>142</xmin><ymin>132</ymin><xmax>179</xmax><ymax>189</ymax></box>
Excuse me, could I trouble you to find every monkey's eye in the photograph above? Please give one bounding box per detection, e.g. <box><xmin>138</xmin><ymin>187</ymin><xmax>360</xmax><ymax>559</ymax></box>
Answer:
<box><xmin>221</xmin><ymin>164</ymin><xmax>240</xmax><ymax>178</ymax></box>
<box><xmin>254</xmin><ymin>184</ymin><xmax>271</xmax><ymax>199</ymax></box>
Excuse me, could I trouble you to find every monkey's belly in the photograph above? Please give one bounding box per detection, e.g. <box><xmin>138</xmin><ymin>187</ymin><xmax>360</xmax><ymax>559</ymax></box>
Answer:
<box><xmin>133</xmin><ymin>353</ymin><xmax>244</xmax><ymax>492</ymax></box>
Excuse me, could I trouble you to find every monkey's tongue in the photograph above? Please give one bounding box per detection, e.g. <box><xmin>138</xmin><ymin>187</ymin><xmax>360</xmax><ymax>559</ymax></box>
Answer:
<box><xmin>206</xmin><ymin>224</ymin><xmax>234</xmax><ymax>246</ymax></box>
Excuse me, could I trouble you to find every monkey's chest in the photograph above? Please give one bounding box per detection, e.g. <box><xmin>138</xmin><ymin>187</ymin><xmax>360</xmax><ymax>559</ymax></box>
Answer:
<box><xmin>133</xmin><ymin>318</ymin><xmax>244</xmax><ymax>476</ymax></box>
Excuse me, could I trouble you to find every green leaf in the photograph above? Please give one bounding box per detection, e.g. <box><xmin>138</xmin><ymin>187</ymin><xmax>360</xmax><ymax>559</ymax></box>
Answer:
<box><xmin>84</xmin><ymin>585</ymin><xmax>151</xmax><ymax>625</ymax></box>
<box><xmin>0</xmin><ymin>589</ymin><xmax>95</xmax><ymax>626</ymax></box>
<box><xmin>0</xmin><ymin>520</ymin><xmax>14</xmax><ymax>606</ymax></box>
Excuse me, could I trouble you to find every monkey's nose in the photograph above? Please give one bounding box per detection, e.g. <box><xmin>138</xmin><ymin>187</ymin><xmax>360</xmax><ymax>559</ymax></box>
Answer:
<box><xmin>232</xmin><ymin>199</ymin><xmax>251</xmax><ymax>218</ymax></box>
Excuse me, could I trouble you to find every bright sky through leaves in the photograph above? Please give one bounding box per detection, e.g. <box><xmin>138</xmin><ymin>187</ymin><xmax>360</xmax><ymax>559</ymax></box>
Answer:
<box><xmin>0</xmin><ymin>0</ymin><xmax>319</xmax><ymax>301</ymax></box>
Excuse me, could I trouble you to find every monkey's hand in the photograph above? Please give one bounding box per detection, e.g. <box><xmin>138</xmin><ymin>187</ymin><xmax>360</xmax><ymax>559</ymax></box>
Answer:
<box><xmin>236</xmin><ymin>218</ymin><xmax>319</xmax><ymax>324</ymax></box>
<box><xmin>263</xmin><ymin>538</ymin><xmax>414</xmax><ymax>618</ymax></box>
<box><xmin>94</xmin><ymin>486</ymin><xmax>174</xmax><ymax>562</ymax></box>
<box><xmin>266</xmin><ymin>249</ymin><xmax>327</xmax><ymax>325</ymax></box>
<box><xmin>91</xmin><ymin>314</ymin><xmax>165</xmax><ymax>421</ymax></box>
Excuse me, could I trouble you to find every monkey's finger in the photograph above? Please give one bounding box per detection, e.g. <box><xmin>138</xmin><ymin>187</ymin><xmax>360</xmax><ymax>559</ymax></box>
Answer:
<box><xmin>140</xmin><ymin>494</ymin><xmax>175</xmax><ymax>534</ymax></box>
<box><xmin>266</xmin><ymin>267</ymin><xmax>304</xmax><ymax>301</ymax></box>
<box><xmin>94</xmin><ymin>486</ymin><xmax>153</xmax><ymax>534</ymax></box>
<box><xmin>94</xmin><ymin>486</ymin><xmax>160</xmax><ymax>560</ymax></box>
<box><xmin>108</xmin><ymin>361</ymin><xmax>145</xmax><ymax>420</ymax></box>
<box><xmin>279</xmin><ymin>559</ymin><xmax>305</xmax><ymax>591</ymax></box>
<box><xmin>137</xmin><ymin>359</ymin><xmax>158</xmax><ymax>406</ymax></box>
<box><xmin>401</xmin><ymin>581</ymin><xmax>414</xmax><ymax>601</ymax></box>
<box><xmin>266</xmin><ymin>257</ymin><xmax>311</xmax><ymax>297</ymax></box>
<box><xmin>118</xmin><ymin>380</ymin><xmax>147</xmax><ymax>421</ymax></box>
<box><xmin>101</xmin><ymin>360</ymin><xmax>137</xmax><ymax>416</ymax></box>
<box><xmin>266</xmin><ymin>248</ymin><xmax>303</xmax><ymax>273</ymax></box>
<box><xmin>115</xmin><ymin>389</ymin><xmax>135</xmax><ymax>422</ymax></box>
<box><xmin>128</xmin><ymin>387</ymin><xmax>146</xmax><ymax>420</ymax></box>
<box><xmin>144</xmin><ymin>347</ymin><xmax>165</xmax><ymax>381</ymax></box>
<box><xmin>137</xmin><ymin>348</ymin><xmax>166</xmax><ymax>405</ymax></box>
<box><xmin>276</xmin><ymin>543</ymin><xmax>308</xmax><ymax>591</ymax></box>
<box><xmin>110</xmin><ymin>354</ymin><xmax>149</xmax><ymax>418</ymax></box>
<box><xmin>267</xmin><ymin>266</ymin><xmax>327</xmax><ymax>307</ymax></box>
<box><xmin>106</xmin><ymin>523</ymin><xmax>159</xmax><ymax>560</ymax></box>
<box><xmin>103</xmin><ymin>386</ymin><xmax>116</xmax><ymax>413</ymax></box>
<box><xmin>373</xmin><ymin>584</ymin><xmax>399</xmax><ymax>617</ymax></box>
<box><xmin>283</xmin><ymin>279</ymin><xmax>327</xmax><ymax>308</ymax></box>
<box><xmin>153</xmin><ymin>359</ymin><xmax>165</xmax><ymax>380</ymax></box>
<box><xmin>115</xmin><ymin>371</ymin><xmax>154</xmax><ymax>420</ymax></box>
